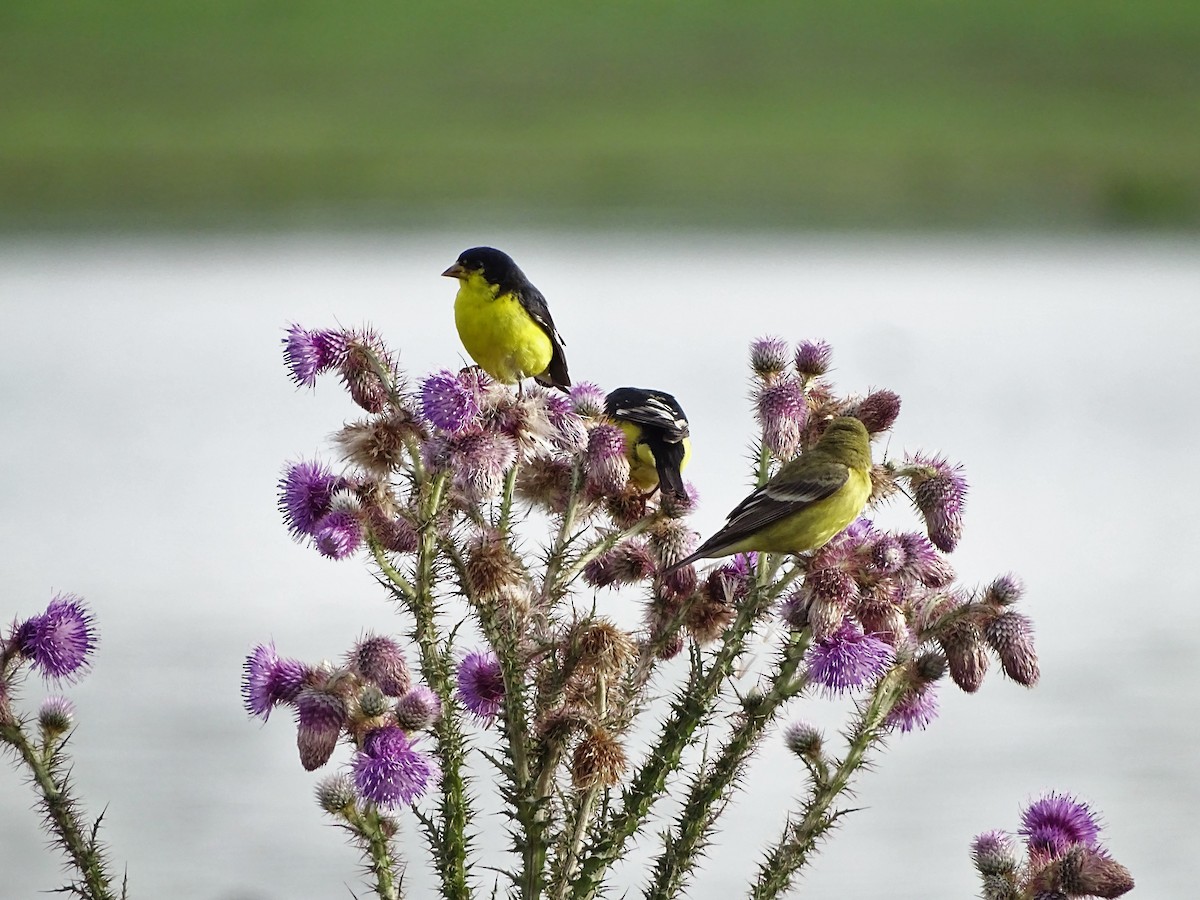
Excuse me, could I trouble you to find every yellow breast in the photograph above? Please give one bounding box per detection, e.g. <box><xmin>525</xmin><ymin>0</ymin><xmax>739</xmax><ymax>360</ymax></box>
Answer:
<box><xmin>617</xmin><ymin>421</ymin><xmax>692</xmax><ymax>490</ymax></box>
<box><xmin>453</xmin><ymin>273</ymin><xmax>553</xmax><ymax>384</ymax></box>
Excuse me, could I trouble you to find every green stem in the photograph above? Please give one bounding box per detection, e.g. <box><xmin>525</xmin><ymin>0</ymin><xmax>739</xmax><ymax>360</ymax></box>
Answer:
<box><xmin>343</xmin><ymin>804</ymin><xmax>404</xmax><ymax>900</ymax></box>
<box><xmin>539</xmin><ymin>463</ymin><xmax>584</xmax><ymax>606</ymax></box>
<box><xmin>749</xmin><ymin>667</ymin><xmax>908</xmax><ymax>900</ymax></box>
<box><xmin>369</xmin><ymin>535</ymin><xmax>417</xmax><ymax>601</ymax></box>
<box><xmin>568</xmin><ymin>579</ymin><xmax>778</xmax><ymax>900</ymax></box>
<box><xmin>404</xmin><ymin>471</ymin><xmax>472</xmax><ymax>900</ymax></box>
<box><xmin>644</xmin><ymin>635</ymin><xmax>810</xmax><ymax>900</ymax></box>
<box><xmin>0</xmin><ymin>721</ymin><xmax>118</xmax><ymax>900</ymax></box>
<box><xmin>497</xmin><ymin>464</ymin><xmax>520</xmax><ymax>536</ymax></box>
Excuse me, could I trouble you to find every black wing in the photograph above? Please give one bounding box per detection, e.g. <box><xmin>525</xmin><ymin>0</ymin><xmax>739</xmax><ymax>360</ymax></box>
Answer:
<box><xmin>604</xmin><ymin>388</ymin><xmax>689</xmax><ymax>442</ymax></box>
<box><xmin>668</xmin><ymin>458</ymin><xmax>849</xmax><ymax>568</ymax></box>
<box><xmin>519</xmin><ymin>284</ymin><xmax>571</xmax><ymax>390</ymax></box>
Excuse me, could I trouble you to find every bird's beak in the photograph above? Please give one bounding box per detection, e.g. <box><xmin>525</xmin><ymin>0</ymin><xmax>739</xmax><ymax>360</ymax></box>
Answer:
<box><xmin>441</xmin><ymin>263</ymin><xmax>467</xmax><ymax>279</ymax></box>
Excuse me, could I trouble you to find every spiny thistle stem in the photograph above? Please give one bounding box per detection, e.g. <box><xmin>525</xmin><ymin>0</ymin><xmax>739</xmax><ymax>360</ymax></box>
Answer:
<box><xmin>645</xmin><ymin>635</ymin><xmax>811</xmax><ymax>900</ymax></box>
<box><xmin>0</xmin><ymin>721</ymin><xmax>118</xmax><ymax>900</ymax></box>
<box><xmin>569</xmin><ymin>581</ymin><xmax>779</xmax><ymax>900</ymax></box>
<box><xmin>539</xmin><ymin>463</ymin><xmax>585</xmax><ymax>606</ymax></box>
<box><xmin>369</xmin><ymin>535</ymin><xmax>418</xmax><ymax>601</ymax></box>
<box><xmin>440</xmin><ymin>538</ymin><xmax>544</xmax><ymax>900</ymax></box>
<box><xmin>556</xmin><ymin>516</ymin><xmax>654</xmax><ymax>594</ymax></box>
<box><xmin>556</xmin><ymin>785</ymin><xmax>601</xmax><ymax>900</ymax></box>
<box><xmin>403</xmin><ymin>471</ymin><xmax>471</xmax><ymax>900</ymax></box>
<box><xmin>497</xmin><ymin>464</ymin><xmax>520</xmax><ymax>537</ymax></box>
<box><xmin>342</xmin><ymin>803</ymin><xmax>404</xmax><ymax>900</ymax></box>
<box><xmin>749</xmin><ymin>666</ymin><xmax>908</xmax><ymax>900</ymax></box>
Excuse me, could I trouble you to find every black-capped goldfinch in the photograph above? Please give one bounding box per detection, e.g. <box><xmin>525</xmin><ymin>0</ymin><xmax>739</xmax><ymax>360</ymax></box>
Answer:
<box><xmin>605</xmin><ymin>387</ymin><xmax>692</xmax><ymax>501</ymax></box>
<box><xmin>441</xmin><ymin>247</ymin><xmax>570</xmax><ymax>390</ymax></box>
<box><xmin>668</xmin><ymin>416</ymin><xmax>872</xmax><ymax>570</ymax></box>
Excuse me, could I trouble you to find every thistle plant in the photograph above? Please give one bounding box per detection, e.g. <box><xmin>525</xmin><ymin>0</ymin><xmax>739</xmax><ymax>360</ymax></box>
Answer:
<box><xmin>238</xmin><ymin>324</ymin><xmax>1072</xmax><ymax>900</ymax></box>
<box><xmin>1</xmin><ymin>593</ymin><xmax>126</xmax><ymax>900</ymax></box>
<box><xmin>971</xmin><ymin>793</ymin><xmax>1134</xmax><ymax>898</ymax></box>
<box><xmin>3</xmin><ymin>323</ymin><xmax>1137</xmax><ymax>899</ymax></box>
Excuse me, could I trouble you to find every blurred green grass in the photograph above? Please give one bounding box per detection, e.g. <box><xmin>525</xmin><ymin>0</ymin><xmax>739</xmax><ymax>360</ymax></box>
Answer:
<box><xmin>3</xmin><ymin>0</ymin><xmax>1198</xmax><ymax>229</ymax></box>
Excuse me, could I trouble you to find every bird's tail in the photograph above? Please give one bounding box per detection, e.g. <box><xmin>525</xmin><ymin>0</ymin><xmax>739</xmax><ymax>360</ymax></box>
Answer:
<box><xmin>654</xmin><ymin>440</ymin><xmax>688</xmax><ymax>502</ymax></box>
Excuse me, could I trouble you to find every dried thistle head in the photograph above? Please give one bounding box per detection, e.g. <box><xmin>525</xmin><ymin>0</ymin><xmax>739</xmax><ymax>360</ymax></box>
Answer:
<box><xmin>571</xmin><ymin>619</ymin><xmax>637</xmax><ymax>677</ymax></box>
<box><xmin>571</xmin><ymin>727</ymin><xmax>627</xmax><ymax>790</ymax></box>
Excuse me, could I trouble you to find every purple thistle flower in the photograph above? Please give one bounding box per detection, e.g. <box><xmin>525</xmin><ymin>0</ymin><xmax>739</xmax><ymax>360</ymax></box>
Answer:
<box><xmin>795</xmin><ymin>340</ymin><xmax>832</xmax><ymax>378</ymax></box>
<box><xmin>659</xmin><ymin>480</ymin><xmax>699</xmax><ymax>519</ymax></box>
<box><xmin>805</xmin><ymin>620</ymin><xmax>895</xmax><ymax>695</ymax></box>
<box><xmin>885</xmin><ymin>682</ymin><xmax>940</xmax><ymax>732</ymax></box>
<box><xmin>242</xmin><ymin>642</ymin><xmax>311</xmax><ymax>720</ymax></box>
<box><xmin>449</xmin><ymin>430</ymin><xmax>519</xmax><ymax>501</ymax></box>
<box><xmin>394</xmin><ymin>685</ymin><xmax>443</xmax><ymax>732</ymax></box>
<box><xmin>420</xmin><ymin>370</ymin><xmax>481</xmax><ymax>434</ymax></box>
<box><xmin>755</xmin><ymin>377</ymin><xmax>808</xmax><ymax>458</ymax></box>
<box><xmin>1020</xmin><ymin>792</ymin><xmax>1103</xmax><ymax>859</ymax></box>
<box><xmin>295</xmin><ymin>686</ymin><xmax>348</xmax><ymax>771</ymax></box>
<box><xmin>352</xmin><ymin>725</ymin><xmax>440</xmax><ymax>807</ymax></box>
<box><xmin>353</xmin><ymin>634</ymin><xmax>411</xmax><ymax>697</ymax></box>
<box><xmin>584</xmin><ymin>424</ymin><xmax>630</xmax><ymax>496</ymax></box>
<box><xmin>851</xmin><ymin>389</ymin><xmax>901</xmax><ymax>435</ymax></box>
<box><xmin>15</xmin><ymin>593</ymin><xmax>97</xmax><ymax>682</ymax></box>
<box><xmin>456</xmin><ymin>649</ymin><xmax>505</xmax><ymax>720</ymax></box>
<box><xmin>749</xmin><ymin>336</ymin><xmax>791</xmax><ymax>381</ymax></box>
<box><xmin>313</xmin><ymin>509</ymin><xmax>364</xmax><ymax>560</ymax></box>
<box><xmin>905</xmin><ymin>453</ymin><xmax>968</xmax><ymax>552</ymax></box>
<box><xmin>278</xmin><ymin>459</ymin><xmax>341</xmax><ymax>540</ymax></box>
<box><xmin>570</xmin><ymin>381</ymin><xmax>607</xmax><ymax>418</ymax></box>
<box><xmin>283</xmin><ymin>325</ymin><xmax>347</xmax><ymax>388</ymax></box>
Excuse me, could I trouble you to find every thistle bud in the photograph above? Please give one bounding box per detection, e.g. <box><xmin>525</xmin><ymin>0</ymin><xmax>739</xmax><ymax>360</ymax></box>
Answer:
<box><xmin>584</xmin><ymin>424</ymin><xmax>630</xmax><ymax>496</ymax></box>
<box><xmin>583</xmin><ymin>539</ymin><xmax>656</xmax><ymax>589</ymax></box>
<box><xmin>573</xmin><ymin>619</ymin><xmax>636</xmax><ymax>676</ymax></box>
<box><xmin>984</xmin><ymin>610</ymin><xmax>1039</xmax><ymax>686</ymax></box>
<box><xmin>570</xmin><ymin>382</ymin><xmax>607</xmax><ymax>419</ymax></box>
<box><xmin>939</xmin><ymin>621</ymin><xmax>989</xmax><ymax>693</ymax></box>
<box><xmin>983</xmin><ymin>573</ymin><xmax>1025</xmax><ymax>607</ymax></box>
<box><xmin>38</xmin><ymin>696</ymin><xmax>76</xmax><ymax>739</ymax></box>
<box><xmin>685</xmin><ymin>595</ymin><xmax>736</xmax><ymax>645</ymax></box>
<box><xmin>749</xmin><ymin>336</ymin><xmax>791</xmax><ymax>382</ymax></box>
<box><xmin>851</xmin><ymin>389</ymin><xmax>901</xmax><ymax>435</ymax></box>
<box><xmin>755</xmin><ymin>377</ymin><xmax>807</xmax><ymax>458</ymax></box>
<box><xmin>905</xmin><ymin>454</ymin><xmax>968</xmax><ymax>553</ymax></box>
<box><xmin>794</xmin><ymin>340</ymin><xmax>832</xmax><ymax>379</ymax></box>
<box><xmin>314</xmin><ymin>773</ymin><xmax>358</xmax><ymax>815</ymax></box>
<box><xmin>394</xmin><ymin>685</ymin><xmax>443</xmax><ymax>732</ymax></box>
<box><xmin>971</xmin><ymin>830</ymin><xmax>1019</xmax><ymax>876</ymax></box>
<box><xmin>353</xmin><ymin>634</ymin><xmax>411</xmax><ymax>697</ymax></box>
<box><xmin>296</xmin><ymin>687</ymin><xmax>348</xmax><ymax>771</ymax></box>
<box><xmin>339</xmin><ymin>328</ymin><xmax>396</xmax><ymax>414</ymax></box>
<box><xmin>783</xmin><ymin>720</ymin><xmax>824</xmax><ymax>761</ymax></box>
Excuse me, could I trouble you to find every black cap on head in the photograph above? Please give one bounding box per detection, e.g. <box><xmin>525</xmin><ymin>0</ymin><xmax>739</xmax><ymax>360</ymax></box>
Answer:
<box><xmin>456</xmin><ymin>246</ymin><xmax>520</xmax><ymax>287</ymax></box>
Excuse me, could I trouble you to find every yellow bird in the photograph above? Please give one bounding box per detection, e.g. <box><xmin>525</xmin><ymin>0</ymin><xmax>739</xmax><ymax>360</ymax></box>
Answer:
<box><xmin>604</xmin><ymin>387</ymin><xmax>692</xmax><ymax>500</ymax></box>
<box><xmin>668</xmin><ymin>416</ymin><xmax>872</xmax><ymax>570</ymax></box>
<box><xmin>441</xmin><ymin>247</ymin><xmax>570</xmax><ymax>390</ymax></box>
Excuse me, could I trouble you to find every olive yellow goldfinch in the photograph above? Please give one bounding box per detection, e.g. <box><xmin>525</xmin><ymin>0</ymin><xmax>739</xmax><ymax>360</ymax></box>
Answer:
<box><xmin>605</xmin><ymin>387</ymin><xmax>692</xmax><ymax>501</ymax></box>
<box><xmin>668</xmin><ymin>416</ymin><xmax>872</xmax><ymax>569</ymax></box>
<box><xmin>442</xmin><ymin>247</ymin><xmax>570</xmax><ymax>390</ymax></box>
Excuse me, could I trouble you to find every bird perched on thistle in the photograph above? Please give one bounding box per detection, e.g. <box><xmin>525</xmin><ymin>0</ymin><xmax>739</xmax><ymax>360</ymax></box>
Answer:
<box><xmin>441</xmin><ymin>247</ymin><xmax>570</xmax><ymax>391</ymax></box>
<box><xmin>667</xmin><ymin>416</ymin><xmax>872</xmax><ymax>570</ymax></box>
<box><xmin>605</xmin><ymin>387</ymin><xmax>691</xmax><ymax>501</ymax></box>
